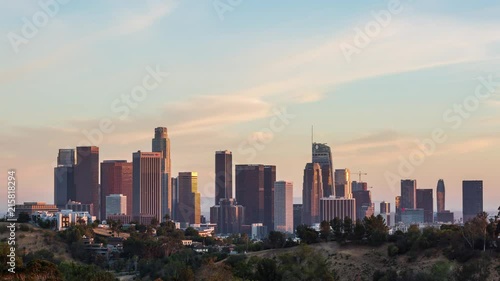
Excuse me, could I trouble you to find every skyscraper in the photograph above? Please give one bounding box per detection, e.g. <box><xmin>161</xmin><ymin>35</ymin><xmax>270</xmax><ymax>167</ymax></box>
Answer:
<box><xmin>274</xmin><ymin>181</ymin><xmax>293</xmax><ymax>233</ymax></box>
<box><xmin>380</xmin><ymin>201</ymin><xmax>391</xmax><ymax>226</ymax></box>
<box><xmin>57</xmin><ymin>149</ymin><xmax>75</xmax><ymax>166</ymax></box>
<box><xmin>293</xmin><ymin>204</ymin><xmax>303</xmax><ymax>231</ymax></box>
<box><xmin>100</xmin><ymin>160</ymin><xmax>133</xmax><ymax>218</ymax></box>
<box><xmin>319</xmin><ymin>197</ymin><xmax>356</xmax><ymax>222</ymax></box>
<box><xmin>54</xmin><ymin>166</ymin><xmax>75</xmax><ymax>209</ymax></box>
<box><xmin>264</xmin><ymin>165</ymin><xmax>276</xmax><ymax>230</ymax></box>
<box><xmin>132</xmin><ymin>151</ymin><xmax>162</xmax><ymax>222</ymax></box>
<box><xmin>353</xmin><ymin>189</ymin><xmax>374</xmax><ymax>220</ymax></box>
<box><xmin>215</xmin><ymin>150</ymin><xmax>232</xmax><ymax>204</ymax></box>
<box><xmin>177</xmin><ymin>172</ymin><xmax>201</xmax><ymax>224</ymax></box>
<box><xmin>334</xmin><ymin>169</ymin><xmax>352</xmax><ymax>199</ymax></box>
<box><xmin>302</xmin><ymin>163</ymin><xmax>323</xmax><ymax>225</ymax></box>
<box><xmin>213</xmin><ymin>198</ymin><xmax>245</xmax><ymax>234</ymax></box>
<box><xmin>152</xmin><ymin>127</ymin><xmax>172</xmax><ymax>220</ymax></box>
<box><xmin>54</xmin><ymin>149</ymin><xmax>75</xmax><ymax>209</ymax></box>
<box><xmin>416</xmin><ymin>189</ymin><xmax>433</xmax><ymax>223</ymax></box>
<box><xmin>400</xmin><ymin>179</ymin><xmax>417</xmax><ymax>210</ymax></box>
<box><xmin>74</xmin><ymin>146</ymin><xmax>99</xmax><ymax>218</ymax></box>
<box><xmin>105</xmin><ymin>194</ymin><xmax>127</xmax><ymax>217</ymax></box>
<box><xmin>436</xmin><ymin>179</ymin><xmax>445</xmax><ymax>213</ymax></box>
<box><xmin>312</xmin><ymin>143</ymin><xmax>334</xmax><ymax>197</ymax></box>
<box><xmin>171</xmin><ymin>177</ymin><xmax>178</xmax><ymax>220</ymax></box>
<box><xmin>380</xmin><ymin>201</ymin><xmax>390</xmax><ymax>214</ymax></box>
<box><xmin>462</xmin><ymin>180</ymin><xmax>483</xmax><ymax>222</ymax></box>
<box><xmin>235</xmin><ymin>164</ymin><xmax>264</xmax><ymax>225</ymax></box>
<box><xmin>395</xmin><ymin>196</ymin><xmax>401</xmax><ymax>223</ymax></box>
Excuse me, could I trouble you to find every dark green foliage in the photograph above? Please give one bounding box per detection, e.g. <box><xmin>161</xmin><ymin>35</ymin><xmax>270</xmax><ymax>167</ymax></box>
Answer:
<box><xmin>296</xmin><ymin>224</ymin><xmax>320</xmax><ymax>244</ymax></box>
<box><xmin>387</xmin><ymin>245</ymin><xmax>399</xmax><ymax>257</ymax></box>
<box><xmin>266</xmin><ymin>231</ymin><xmax>287</xmax><ymax>249</ymax></box>
<box><xmin>184</xmin><ymin>227</ymin><xmax>199</xmax><ymax>237</ymax></box>
<box><xmin>58</xmin><ymin>262</ymin><xmax>117</xmax><ymax>281</ymax></box>
<box><xmin>17</xmin><ymin>212</ymin><xmax>31</xmax><ymax>223</ymax></box>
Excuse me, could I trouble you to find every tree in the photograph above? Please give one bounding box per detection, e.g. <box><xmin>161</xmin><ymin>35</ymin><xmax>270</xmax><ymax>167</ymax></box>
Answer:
<box><xmin>462</xmin><ymin>212</ymin><xmax>489</xmax><ymax>251</ymax></box>
<box><xmin>343</xmin><ymin>216</ymin><xmax>353</xmax><ymax>240</ymax></box>
<box><xmin>18</xmin><ymin>212</ymin><xmax>31</xmax><ymax>223</ymax></box>
<box><xmin>255</xmin><ymin>258</ymin><xmax>281</xmax><ymax>281</ymax></box>
<box><xmin>296</xmin><ymin>225</ymin><xmax>319</xmax><ymax>244</ymax></box>
<box><xmin>185</xmin><ymin>227</ymin><xmax>199</xmax><ymax>237</ymax></box>
<box><xmin>150</xmin><ymin>217</ymin><xmax>159</xmax><ymax>227</ymax></box>
<box><xmin>363</xmin><ymin>215</ymin><xmax>388</xmax><ymax>246</ymax></box>
<box><xmin>320</xmin><ymin>220</ymin><xmax>331</xmax><ymax>242</ymax></box>
<box><xmin>267</xmin><ymin>231</ymin><xmax>286</xmax><ymax>249</ymax></box>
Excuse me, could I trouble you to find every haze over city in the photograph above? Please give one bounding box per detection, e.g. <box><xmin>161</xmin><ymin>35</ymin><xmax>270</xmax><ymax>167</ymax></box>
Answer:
<box><xmin>1</xmin><ymin>0</ymin><xmax>500</xmax><ymax>214</ymax></box>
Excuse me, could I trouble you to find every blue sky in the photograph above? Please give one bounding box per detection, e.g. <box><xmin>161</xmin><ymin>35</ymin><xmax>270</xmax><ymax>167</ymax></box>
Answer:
<box><xmin>1</xmin><ymin>0</ymin><xmax>500</xmax><ymax>216</ymax></box>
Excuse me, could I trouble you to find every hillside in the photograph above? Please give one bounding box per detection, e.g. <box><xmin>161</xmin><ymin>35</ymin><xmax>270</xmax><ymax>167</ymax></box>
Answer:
<box><xmin>243</xmin><ymin>242</ymin><xmax>500</xmax><ymax>281</ymax></box>
<box><xmin>0</xmin><ymin>222</ymin><xmax>75</xmax><ymax>263</ymax></box>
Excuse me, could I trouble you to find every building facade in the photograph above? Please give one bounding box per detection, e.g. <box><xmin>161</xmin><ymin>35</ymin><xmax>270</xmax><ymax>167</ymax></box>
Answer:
<box><xmin>416</xmin><ymin>189</ymin><xmax>433</xmax><ymax>223</ymax></box>
<box><xmin>302</xmin><ymin>163</ymin><xmax>323</xmax><ymax>226</ymax></box>
<box><xmin>215</xmin><ymin>150</ymin><xmax>233</xmax><ymax>204</ymax></box>
<box><xmin>401</xmin><ymin>179</ymin><xmax>417</xmax><ymax>210</ymax></box>
<box><xmin>263</xmin><ymin>165</ymin><xmax>276</xmax><ymax>231</ymax></box>
<box><xmin>352</xmin><ymin>189</ymin><xmax>373</xmax><ymax>220</ymax></box>
<box><xmin>293</xmin><ymin>204</ymin><xmax>303</xmax><ymax>232</ymax></box>
<box><xmin>105</xmin><ymin>194</ymin><xmax>127</xmax><ymax>217</ymax></box>
<box><xmin>235</xmin><ymin>164</ymin><xmax>265</xmax><ymax>225</ymax></box>
<box><xmin>177</xmin><ymin>172</ymin><xmax>201</xmax><ymax>224</ymax></box>
<box><xmin>274</xmin><ymin>181</ymin><xmax>293</xmax><ymax>233</ymax></box>
<box><xmin>100</xmin><ymin>160</ymin><xmax>133</xmax><ymax>218</ymax></box>
<box><xmin>65</xmin><ymin>201</ymin><xmax>93</xmax><ymax>214</ymax></box>
<box><xmin>319</xmin><ymin>197</ymin><xmax>356</xmax><ymax>222</ymax></box>
<box><xmin>462</xmin><ymin>180</ymin><xmax>483</xmax><ymax>222</ymax></box>
<box><xmin>54</xmin><ymin>165</ymin><xmax>75</xmax><ymax>209</ymax></box>
<box><xmin>57</xmin><ymin>149</ymin><xmax>75</xmax><ymax>166</ymax></box>
<box><xmin>74</xmin><ymin>146</ymin><xmax>100</xmax><ymax>218</ymax></box>
<box><xmin>152</xmin><ymin>127</ymin><xmax>172</xmax><ymax>220</ymax></box>
<box><xmin>436</xmin><ymin>179</ymin><xmax>445</xmax><ymax>213</ymax></box>
<box><xmin>334</xmin><ymin>169</ymin><xmax>352</xmax><ymax>199</ymax></box>
<box><xmin>400</xmin><ymin>208</ymin><xmax>424</xmax><ymax>225</ymax></box>
<box><xmin>132</xmin><ymin>151</ymin><xmax>163</xmax><ymax>222</ymax></box>
<box><xmin>214</xmin><ymin>198</ymin><xmax>245</xmax><ymax>235</ymax></box>
<box><xmin>312</xmin><ymin>143</ymin><xmax>334</xmax><ymax>197</ymax></box>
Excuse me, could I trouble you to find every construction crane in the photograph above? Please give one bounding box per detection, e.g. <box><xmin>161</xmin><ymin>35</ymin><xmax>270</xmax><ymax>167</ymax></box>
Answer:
<box><xmin>352</xmin><ymin>171</ymin><xmax>367</xmax><ymax>182</ymax></box>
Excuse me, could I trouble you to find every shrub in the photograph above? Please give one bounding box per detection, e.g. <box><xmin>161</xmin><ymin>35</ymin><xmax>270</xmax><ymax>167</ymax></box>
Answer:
<box><xmin>388</xmin><ymin>245</ymin><xmax>399</xmax><ymax>257</ymax></box>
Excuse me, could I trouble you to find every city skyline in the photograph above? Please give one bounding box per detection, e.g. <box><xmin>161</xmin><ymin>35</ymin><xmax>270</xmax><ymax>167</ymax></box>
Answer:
<box><xmin>2</xmin><ymin>1</ymin><xmax>500</xmax><ymax>214</ymax></box>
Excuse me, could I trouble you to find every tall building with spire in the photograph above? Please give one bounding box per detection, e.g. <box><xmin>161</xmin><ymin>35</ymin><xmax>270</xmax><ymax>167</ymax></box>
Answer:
<box><xmin>152</xmin><ymin>127</ymin><xmax>172</xmax><ymax>220</ymax></box>
<box><xmin>312</xmin><ymin>143</ymin><xmax>334</xmax><ymax>197</ymax></box>
<box><xmin>302</xmin><ymin>163</ymin><xmax>323</xmax><ymax>225</ymax></box>
<box><xmin>436</xmin><ymin>179</ymin><xmax>445</xmax><ymax>213</ymax></box>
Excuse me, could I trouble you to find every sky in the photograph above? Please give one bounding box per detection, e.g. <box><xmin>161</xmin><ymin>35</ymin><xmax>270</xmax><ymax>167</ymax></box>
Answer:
<box><xmin>1</xmin><ymin>0</ymin><xmax>499</xmax><ymax>217</ymax></box>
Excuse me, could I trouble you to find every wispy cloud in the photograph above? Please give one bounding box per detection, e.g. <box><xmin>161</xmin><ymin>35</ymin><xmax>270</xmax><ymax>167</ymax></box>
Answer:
<box><xmin>0</xmin><ymin>1</ymin><xmax>176</xmax><ymax>84</ymax></box>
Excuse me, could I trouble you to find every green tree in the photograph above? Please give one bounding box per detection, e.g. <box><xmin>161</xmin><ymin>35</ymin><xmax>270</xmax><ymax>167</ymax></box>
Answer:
<box><xmin>18</xmin><ymin>212</ymin><xmax>31</xmax><ymax>223</ymax></box>
<box><xmin>296</xmin><ymin>225</ymin><xmax>319</xmax><ymax>244</ymax></box>
<box><xmin>267</xmin><ymin>231</ymin><xmax>286</xmax><ymax>249</ymax></box>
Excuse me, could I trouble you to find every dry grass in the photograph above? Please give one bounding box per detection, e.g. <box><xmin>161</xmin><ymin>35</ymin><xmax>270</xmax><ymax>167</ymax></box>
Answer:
<box><xmin>0</xmin><ymin>222</ymin><xmax>75</xmax><ymax>263</ymax></box>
